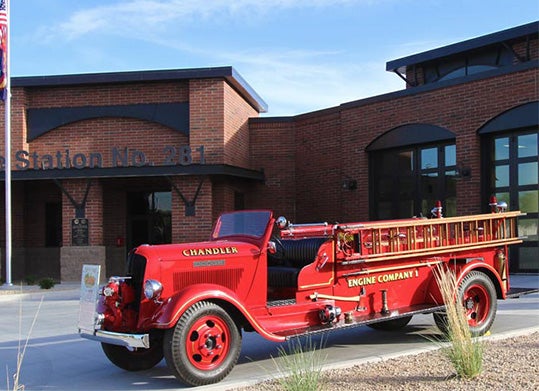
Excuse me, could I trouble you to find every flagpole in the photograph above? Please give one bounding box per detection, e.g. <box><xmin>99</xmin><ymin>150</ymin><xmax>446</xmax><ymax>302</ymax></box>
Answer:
<box><xmin>3</xmin><ymin>0</ymin><xmax>11</xmax><ymax>286</ymax></box>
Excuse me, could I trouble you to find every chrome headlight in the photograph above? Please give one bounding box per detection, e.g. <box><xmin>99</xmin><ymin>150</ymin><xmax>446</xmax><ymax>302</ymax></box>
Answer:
<box><xmin>144</xmin><ymin>279</ymin><xmax>163</xmax><ymax>300</ymax></box>
<box><xmin>102</xmin><ymin>286</ymin><xmax>115</xmax><ymax>297</ymax></box>
<box><xmin>276</xmin><ymin>216</ymin><xmax>288</xmax><ymax>229</ymax></box>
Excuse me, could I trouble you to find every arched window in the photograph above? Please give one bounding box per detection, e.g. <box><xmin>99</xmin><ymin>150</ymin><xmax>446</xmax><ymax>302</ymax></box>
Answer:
<box><xmin>367</xmin><ymin>124</ymin><xmax>456</xmax><ymax>220</ymax></box>
<box><xmin>424</xmin><ymin>46</ymin><xmax>513</xmax><ymax>84</ymax></box>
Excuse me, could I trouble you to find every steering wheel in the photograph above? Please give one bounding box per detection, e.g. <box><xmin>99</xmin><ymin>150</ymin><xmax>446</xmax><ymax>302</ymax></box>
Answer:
<box><xmin>269</xmin><ymin>237</ymin><xmax>286</xmax><ymax>261</ymax></box>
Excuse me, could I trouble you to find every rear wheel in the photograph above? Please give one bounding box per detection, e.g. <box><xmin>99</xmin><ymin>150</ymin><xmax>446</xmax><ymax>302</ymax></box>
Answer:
<box><xmin>164</xmin><ymin>301</ymin><xmax>241</xmax><ymax>386</ymax></box>
<box><xmin>368</xmin><ymin>315</ymin><xmax>413</xmax><ymax>331</ymax></box>
<box><xmin>434</xmin><ymin>270</ymin><xmax>497</xmax><ymax>337</ymax></box>
<box><xmin>101</xmin><ymin>332</ymin><xmax>164</xmax><ymax>371</ymax></box>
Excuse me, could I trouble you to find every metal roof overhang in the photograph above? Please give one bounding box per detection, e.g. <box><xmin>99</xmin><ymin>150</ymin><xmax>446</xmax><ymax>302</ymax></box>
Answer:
<box><xmin>13</xmin><ymin>66</ymin><xmax>268</xmax><ymax>114</ymax></box>
<box><xmin>478</xmin><ymin>101</ymin><xmax>539</xmax><ymax>134</ymax></box>
<box><xmin>0</xmin><ymin>164</ymin><xmax>265</xmax><ymax>182</ymax></box>
<box><xmin>386</xmin><ymin>21</ymin><xmax>539</xmax><ymax>74</ymax></box>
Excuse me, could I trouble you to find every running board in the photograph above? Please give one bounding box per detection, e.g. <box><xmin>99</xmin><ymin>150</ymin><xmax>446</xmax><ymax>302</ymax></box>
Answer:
<box><xmin>277</xmin><ymin>303</ymin><xmax>446</xmax><ymax>339</ymax></box>
<box><xmin>506</xmin><ymin>287</ymin><xmax>539</xmax><ymax>298</ymax></box>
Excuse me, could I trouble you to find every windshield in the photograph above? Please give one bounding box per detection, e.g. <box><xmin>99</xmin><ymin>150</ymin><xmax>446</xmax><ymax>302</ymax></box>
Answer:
<box><xmin>212</xmin><ymin>210</ymin><xmax>272</xmax><ymax>240</ymax></box>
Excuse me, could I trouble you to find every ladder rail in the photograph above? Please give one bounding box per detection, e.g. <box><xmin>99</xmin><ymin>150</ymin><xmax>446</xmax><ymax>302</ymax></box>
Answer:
<box><xmin>337</xmin><ymin>211</ymin><xmax>524</xmax><ymax>262</ymax></box>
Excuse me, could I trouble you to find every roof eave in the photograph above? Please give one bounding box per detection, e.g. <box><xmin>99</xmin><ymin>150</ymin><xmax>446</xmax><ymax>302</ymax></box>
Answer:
<box><xmin>386</xmin><ymin>21</ymin><xmax>539</xmax><ymax>73</ymax></box>
<box><xmin>12</xmin><ymin>66</ymin><xmax>268</xmax><ymax>113</ymax></box>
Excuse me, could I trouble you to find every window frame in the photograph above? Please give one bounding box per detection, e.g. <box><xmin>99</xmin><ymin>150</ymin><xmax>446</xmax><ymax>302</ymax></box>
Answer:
<box><xmin>369</xmin><ymin>141</ymin><xmax>457</xmax><ymax>220</ymax></box>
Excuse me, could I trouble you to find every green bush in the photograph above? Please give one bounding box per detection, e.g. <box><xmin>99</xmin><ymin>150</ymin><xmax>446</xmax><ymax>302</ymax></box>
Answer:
<box><xmin>38</xmin><ymin>278</ymin><xmax>56</xmax><ymax>290</ymax></box>
<box><xmin>24</xmin><ymin>275</ymin><xmax>38</xmax><ymax>285</ymax></box>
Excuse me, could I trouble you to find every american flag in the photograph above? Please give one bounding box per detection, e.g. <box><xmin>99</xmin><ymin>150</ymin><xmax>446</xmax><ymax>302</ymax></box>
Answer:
<box><xmin>0</xmin><ymin>0</ymin><xmax>7</xmax><ymax>100</ymax></box>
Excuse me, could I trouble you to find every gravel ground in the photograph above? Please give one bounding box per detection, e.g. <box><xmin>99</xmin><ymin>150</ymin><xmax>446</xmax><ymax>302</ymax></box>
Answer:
<box><xmin>234</xmin><ymin>332</ymin><xmax>539</xmax><ymax>391</ymax></box>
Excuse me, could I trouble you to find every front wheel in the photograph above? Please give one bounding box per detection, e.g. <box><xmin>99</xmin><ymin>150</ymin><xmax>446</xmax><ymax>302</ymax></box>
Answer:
<box><xmin>434</xmin><ymin>270</ymin><xmax>497</xmax><ymax>337</ymax></box>
<box><xmin>164</xmin><ymin>301</ymin><xmax>242</xmax><ymax>386</ymax></box>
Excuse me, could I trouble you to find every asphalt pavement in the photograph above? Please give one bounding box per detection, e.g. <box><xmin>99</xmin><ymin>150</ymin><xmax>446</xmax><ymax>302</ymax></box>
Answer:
<box><xmin>0</xmin><ymin>274</ymin><xmax>537</xmax><ymax>390</ymax></box>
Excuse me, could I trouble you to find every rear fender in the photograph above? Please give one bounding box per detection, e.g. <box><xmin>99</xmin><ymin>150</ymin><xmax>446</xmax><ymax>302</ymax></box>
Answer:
<box><xmin>454</xmin><ymin>261</ymin><xmax>505</xmax><ymax>299</ymax></box>
<box><xmin>149</xmin><ymin>283</ymin><xmax>285</xmax><ymax>342</ymax></box>
<box><xmin>427</xmin><ymin>260</ymin><xmax>504</xmax><ymax>303</ymax></box>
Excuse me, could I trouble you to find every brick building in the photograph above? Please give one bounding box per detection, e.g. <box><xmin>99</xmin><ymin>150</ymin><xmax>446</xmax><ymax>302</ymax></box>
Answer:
<box><xmin>1</xmin><ymin>22</ymin><xmax>537</xmax><ymax>282</ymax></box>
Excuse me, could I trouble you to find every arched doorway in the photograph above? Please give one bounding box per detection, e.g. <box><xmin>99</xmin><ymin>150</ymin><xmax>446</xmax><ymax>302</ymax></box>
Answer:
<box><xmin>367</xmin><ymin>124</ymin><xmax>457</xmax><ymax>220</ymax></box>
<box><xmin>479</xmin><ymin>102</ymin><xmax>538</xmax><ymax>273</ymax></box>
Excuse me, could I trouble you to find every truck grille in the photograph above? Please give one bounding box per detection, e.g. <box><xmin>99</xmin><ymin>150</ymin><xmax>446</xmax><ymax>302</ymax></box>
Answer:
<box><xmin>125</xmin><ymin>251</ymin><xmax>147</xmax><ymax>310</ymax></box>
<box><xmin>173</xmin><ymin>268</ymin><xmax>244</xmax><ymax>291</ymax></box>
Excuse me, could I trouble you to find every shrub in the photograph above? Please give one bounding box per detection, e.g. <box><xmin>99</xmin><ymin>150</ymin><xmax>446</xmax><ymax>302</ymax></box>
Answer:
<box><xmin>24</xmin><ymin>275</ymin><xmax>37</xmax><ymax>285</ymax></box>
<box><xmin>38</xmin><ymin>278</ymin><xmax>56</xmax><ymax>290</ymax></box>
<box><xmin>271</xmin><ymin>337</ymin><xmax>327</xmax><ymax>391</ymax></box>
<box><xmin>433</xmin><ymin>265</ymin><xmax>484</xmax><ymax>379</ymax></box>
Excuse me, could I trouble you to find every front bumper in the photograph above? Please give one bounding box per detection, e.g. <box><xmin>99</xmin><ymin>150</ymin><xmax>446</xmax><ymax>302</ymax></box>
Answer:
<box><xmin>79</xmin><ymin>329</ymin><xmax>150</xmax><ymax>349</ymax></box>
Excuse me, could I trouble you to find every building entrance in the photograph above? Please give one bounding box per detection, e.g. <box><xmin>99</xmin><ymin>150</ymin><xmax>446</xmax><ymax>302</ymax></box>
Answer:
<box><xmin>126</xmin><ymin>191</ymin><xmax>172</xmax><ymax>249</ymax></box>
<box><xmin>370</xmin><ymin>143</ymin><xmax>457</xmax><ymax>220</ymax></box>
<box><xmin>492</xmin><ymin>130</ymin><xmax>538</xmax><ymax>273</ymax></box>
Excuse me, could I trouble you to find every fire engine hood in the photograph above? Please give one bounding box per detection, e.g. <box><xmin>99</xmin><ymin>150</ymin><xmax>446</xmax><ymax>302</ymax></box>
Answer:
<box><xmin>134</xmin><ymin>240</ymin><xmax>261</xmax><ymax>262</ymax></box>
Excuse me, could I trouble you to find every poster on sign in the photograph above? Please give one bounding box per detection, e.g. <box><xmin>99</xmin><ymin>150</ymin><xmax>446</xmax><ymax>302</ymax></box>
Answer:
<box><xmin>78</xmin><ymin>264</ymin><xmax>101</xmax><ymax>332</ymax></box>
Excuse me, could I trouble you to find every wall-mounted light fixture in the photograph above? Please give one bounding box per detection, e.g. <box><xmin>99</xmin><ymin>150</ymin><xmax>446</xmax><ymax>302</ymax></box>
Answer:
<box><xmin>342</xmin><ymin>178</ymin><xmax>357</xmax><ymax>190</ymax></box>
<box><xmin>456</xmin><ymin>165</ymin><xmax>471</xmax><ymax>179</ymax></box>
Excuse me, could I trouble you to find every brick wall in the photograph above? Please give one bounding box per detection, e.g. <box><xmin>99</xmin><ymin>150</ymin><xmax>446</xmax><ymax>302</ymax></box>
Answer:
<box><xmin>0</xmin><ymin>75</ymin><xmax>263</xmax><ymax>281</ymax></box>
<box><xmin>0</xmin><ymin>48</ymin><xmax>535</xmax><ymax>281</ymax></box>
<box><xmin>189</xmin><ymin>79</ymin><xmax>225</xmax><ymax>164</ymax></box>
<box><xmin>251</xmin><ymin>67</ymin><xmax>538</xmax><ymax>222</ymax></box>
<box><xmin>26</xmin><ymin>81</ymin><xmax>188</xmax><ymax>107</ymax></box>
<box><xmin>223</xmin><ymin>82</ymin><xmax>258</xmax><ymax>168</ymax></box>
<box><xmin>170</xmin><ymin>176</ymin><xmax>213</xmax><ymax>243</ymax></box>
<box><xmin>249</xmin><ymin>119</ymin><xmax>297</xmax><ymax>219</ymax></box>
<box><xmin>60</xmin><ymin>179</ymin><xmax>103</xmax><ymax>246</ymax></box>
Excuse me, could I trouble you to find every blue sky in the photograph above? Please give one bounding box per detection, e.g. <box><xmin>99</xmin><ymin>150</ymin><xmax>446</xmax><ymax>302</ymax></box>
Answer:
<box><xmin>9</xmin><ymin>0</ymin><xmax>539</xmax><ymax>116</ymax></box>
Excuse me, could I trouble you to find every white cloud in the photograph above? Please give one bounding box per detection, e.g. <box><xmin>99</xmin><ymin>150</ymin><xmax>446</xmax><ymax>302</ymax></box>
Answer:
<box><xmin>219</xmin><ymin>48</ymin><xmax>403</xmax><ymax>115</ymax></box>
<box><xmin>33</xmin><ymin>0</ymin><xmax>404</xmax><ymax>115</ymax></box>
<box><xmin>51</xmin><ymin>0</ymin><xmax>383</xmax><ymax>40</ymax></box>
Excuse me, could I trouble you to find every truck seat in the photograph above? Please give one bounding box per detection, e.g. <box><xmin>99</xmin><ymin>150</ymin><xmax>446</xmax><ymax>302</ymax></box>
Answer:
<box><xmin>268</xmin><ymin>238</ymin><xmax>327</xmax><ymax>288</ymax></box>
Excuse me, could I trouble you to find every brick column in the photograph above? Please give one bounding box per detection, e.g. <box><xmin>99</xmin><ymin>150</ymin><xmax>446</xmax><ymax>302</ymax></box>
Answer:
<box><xmin>59</xmin><ymin>179</ymin><xmax>106</xmax><ymax>282</ymax></box>
<box><xmin>170</xmin><ymin>176</ymin><xmax>213</xmax><ymax>244</ymax></box>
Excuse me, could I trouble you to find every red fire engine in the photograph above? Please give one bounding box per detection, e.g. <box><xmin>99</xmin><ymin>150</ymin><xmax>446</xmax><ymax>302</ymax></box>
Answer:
<box><xmin>79</xmin><ymin>198</ymin><xmax>535</xmax><ymax>386</ymax></box>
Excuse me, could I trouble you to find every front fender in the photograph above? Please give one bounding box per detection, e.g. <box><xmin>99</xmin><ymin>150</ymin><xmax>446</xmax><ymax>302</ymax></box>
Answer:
<box><xmin>147</xmin><ymin>283</ymin><xmax>285</xmax><ymax>342</ymax></box>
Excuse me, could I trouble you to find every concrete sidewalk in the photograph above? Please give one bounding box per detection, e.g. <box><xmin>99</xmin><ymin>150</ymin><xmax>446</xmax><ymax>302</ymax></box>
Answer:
<box><xmin>1</xmin><ymin>273</ymin><xmax>537</xmax><ymax>295</ymax></box>
<box><xmin>0</xmin><ymin>273</ymin><xmax>536</xmax><ymax>390</ymax></box>
<box><xmin>508</xmin><ymin>274</ymin><xmax>539</xmax><ymax>289</ymax></box>
<box><xmin>0</xmin><ymin>281</ymin><xmax>80</xmax><ymax>296</ymax></box>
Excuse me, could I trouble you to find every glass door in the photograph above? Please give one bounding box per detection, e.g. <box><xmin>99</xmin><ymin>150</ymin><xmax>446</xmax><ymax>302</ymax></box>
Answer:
<box><xmin>493</xmin><ymin>131</ymin><xmax>538</xmax><ymax>273</ymax></box>
<box><xmin>371</xmin><ymin>143</ymin><xmax>456</xmax><ymax>220</ymax></box>
<box><xmin>127</xmin><ymin>191</ymin><xmax>172</xmax><ymax>250</ymax></box>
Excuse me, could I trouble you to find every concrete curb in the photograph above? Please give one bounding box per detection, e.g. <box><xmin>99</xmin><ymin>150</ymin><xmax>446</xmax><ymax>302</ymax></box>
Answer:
<box><xmin>0</xmin><ymin>283</ymin><xmax>80</xmax><ymax>297</ymax></box>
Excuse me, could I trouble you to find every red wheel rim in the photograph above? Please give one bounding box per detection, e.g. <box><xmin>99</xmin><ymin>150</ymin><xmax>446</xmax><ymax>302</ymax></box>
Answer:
<box><xmin>462</xmin><ymin>283</ymin><xmax>490</xmax><ymax>327</ymax></box>
<box><xmin>185</xmin><ymin>315</ymin><xmax>231</xmax><ymax>370</ymax></box>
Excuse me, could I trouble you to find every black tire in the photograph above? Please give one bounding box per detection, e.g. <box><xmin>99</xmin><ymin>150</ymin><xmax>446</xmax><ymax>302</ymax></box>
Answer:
<box><xmin>433</xmin><ymin>311</ymin><xmax>449</xmax><ymax>335</ymax></box>
<box><xmin>101</xmin><ymin>332</ymin><xmax>164</xmax><ymax>371</ymax></box>
<box><xmin>164</xmin><ymin>301</ymin><xmax>242</xmax><ymax>386</ymax></box>
<box><xmin>368</xmin><ymin>315</ymin><xmax>413</xmax><ymax>331</ymax></box>
<box><xmin>433</xmin><ymin>270</ymin><xmax>497</xmax><ymax>337</ymax></box>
